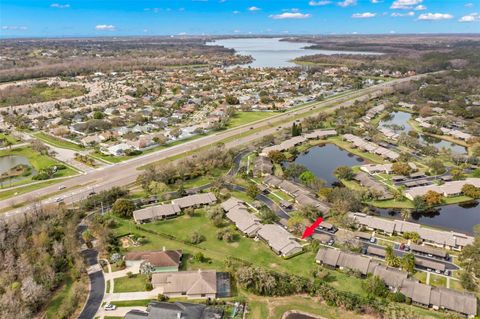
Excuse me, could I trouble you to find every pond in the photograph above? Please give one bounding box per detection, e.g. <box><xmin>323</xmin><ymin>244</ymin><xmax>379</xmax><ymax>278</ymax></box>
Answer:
<box><xmin>207</xmin><ymin>38</ymin><xmax>382</xmax><ymax>68</ymax></box>
<box><xmin>376</xmin><ymin>201</ymin><xmax>480</xmax><ymax>234</ymax></box>
<box><xmin>380</xmin><ymin>111</ymin><xmax>412</xmax><ymax>133</ymax></box>
<box><xmin>287</xmin><ymin>144</ymin><xmax>365</xmax><ymax>186</ymax></box>
<box><xmin>380</xmin><ymin>111</ymin><xmax>467</xmax><ymax>154</ymax></box>
<box><xmin>0</xmin><ymin>155</ymin><xmax>30</xmax><ymax>174</ymax></box>
<box><xmin>0</xmin><ymin>155</ymin><xmax>32</xmax><ymax>185</ymax></box>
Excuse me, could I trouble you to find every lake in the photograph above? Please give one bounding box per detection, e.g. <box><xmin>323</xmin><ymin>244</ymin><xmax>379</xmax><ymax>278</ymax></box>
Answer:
<box><xmin>0</xmin><ymin>155</ymin><xmax>30</xmax><ymax>174</ymax></box>
<box><xmin>287</xmin><ymin>143</ymin><xmax>365</xmax><ymax>186</ymax></box>
<box><xmin>376</xmin><ymin>201</ymin><xmax>480</xmax><ymax>234</ymax></box>
<box><xmin>380</xmin><ymin>111</ymin><xmax>466</xmax><ymax>154</ymax></box>
<box><xmin>207</xmin><ymin>38</ymin><xmax>382</xmax><ymax>68</ymax></box>
<box><xmin>284</xmin><ymin>313</ymin><xmax>319</xmax><ymax>319</ymax></box>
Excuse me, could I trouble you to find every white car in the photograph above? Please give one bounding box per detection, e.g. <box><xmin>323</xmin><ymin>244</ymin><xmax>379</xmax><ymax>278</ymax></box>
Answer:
<box><xmin>59</xmin><ymin>185</ymin><xmax>67</xmax><ymax>190</ymax></box>
<box><xmin>104</xmin><ymin>304</ymin><xmax>116</xmax><ymax>311</ymax></box>
<box><xmin>55</xmin><ymin>197</ymin><xmax>64</xmax><ymax>203</ymax></box>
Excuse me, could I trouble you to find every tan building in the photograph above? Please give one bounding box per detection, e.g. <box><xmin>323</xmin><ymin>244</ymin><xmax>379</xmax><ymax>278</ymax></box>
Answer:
<box><xmin>151</xmin><ymin>270</ymin><xmax>217</xmax><ymax>299</ymax></box>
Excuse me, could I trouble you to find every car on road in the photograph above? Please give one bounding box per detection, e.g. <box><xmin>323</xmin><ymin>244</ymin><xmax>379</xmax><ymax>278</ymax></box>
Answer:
<box><xmin>88</xmin><ymin>191</ymin><xmax>96</xmax><ymax>197</ymax></box>
<box><xmin>104</xmin><ymin>304</ymin><xmax>116</xmax><ymax>311</ymax></box>
<box><xmin>327</xmin><ymin>238</ymin><xmax>335</xmax><ymax>246</ymax></box>
<box><xmin>369</xmin><ymin>237</ymin><xmax>376</xmax><ymax>243</ymax></box>
<box><xmin>58</xmin><ymin>185</ymin><xmax>66</xmax><ymax>190</ymax></box>
<box><xmin>55</xmin><ymin>197</ymin><xmax>64</xmax><ymax>203</ymax></box>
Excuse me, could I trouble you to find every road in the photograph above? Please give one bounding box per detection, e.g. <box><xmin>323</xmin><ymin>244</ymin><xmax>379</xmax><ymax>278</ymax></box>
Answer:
<box><xmin>0</xmin><ymin>74</ymin><xmax>427</xmax><ymax>223</ymax></box>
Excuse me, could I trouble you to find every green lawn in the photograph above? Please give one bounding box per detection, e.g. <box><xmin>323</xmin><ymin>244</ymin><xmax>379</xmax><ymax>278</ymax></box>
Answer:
<box><xmin>110</xmin><ymin>299</ymin><xmax>152</xmax><ymax>307</ymax></box>
<box><xmin>227</xmin><ymin>111</ymin><xmax>279</xmax><ymax>129</ymax></box>
<box><xmin>110</xmin><ymin>212</ymin><xmax>366</xmax><ymax>297</ymax></box>
<box><xmin>34</xmin><ymin>132</ymin><xmax>84</xmax><ymax>151</ymax></box>
<box><xmin>113</xmin><ymin>274</ymin><xmax>149</xmax><ymax>293</ymax></box>
<box><xmin>44</xmin><ymin>276</ymin><xmax>75</xmax><ymax>319</ymax></box>
<box><xmin>0</xmin><ymin>133</ymin><xmax>19</xmax><ymax>145</ymax></box>
<box><xmin>430</xmin><ymin>274</ymin><xmax>447</xmax><ymax>288</ymax></box>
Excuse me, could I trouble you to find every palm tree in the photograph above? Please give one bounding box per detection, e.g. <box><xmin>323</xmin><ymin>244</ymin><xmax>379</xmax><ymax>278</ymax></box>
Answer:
<box><xmin>400</xmin><ymin>208</ymin><xmax>412</xmax><ymax>221</ymax></box>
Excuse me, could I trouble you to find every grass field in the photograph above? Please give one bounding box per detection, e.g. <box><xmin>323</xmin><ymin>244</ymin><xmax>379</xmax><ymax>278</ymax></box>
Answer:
<box><xmin>110</xmin><ymin>212</ymin><xmax>367</xmax><ymax>297</ymax></box>
<box><xmin>227</xmin><ymin>111</ymin><xmax>280</xmax><ymax>129</ymax></box>
<box><xmin>0</xmin><ymin>83</ymin><xmax>87</xmax><ymax>107</ymax></box>
<box><xmin>113</xmin><ymin>274</ymin><xmax>149</xmax><ymax>293</ymax></box>
<box><xmin>0</xmin><ymin>133</ymin><xmax>19</xmax><ymax>145</ymax></box>
<box><xmin>34</xmin><ymin>132</ymin><xmax>84</xmax><ymax>151</ymax></box>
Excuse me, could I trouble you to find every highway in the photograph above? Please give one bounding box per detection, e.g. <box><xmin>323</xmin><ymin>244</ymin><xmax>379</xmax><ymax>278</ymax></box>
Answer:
<box><xmin>0</xmin><ymin>74</ymin><xmax>427</xmax><ymax>223</ymax></box>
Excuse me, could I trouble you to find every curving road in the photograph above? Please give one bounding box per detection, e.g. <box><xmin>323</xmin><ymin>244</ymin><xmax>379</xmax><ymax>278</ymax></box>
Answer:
<box><xmin>0</xmin><ymin>74</ymin><xmax>428</xmax><ymax>223</ymax></box>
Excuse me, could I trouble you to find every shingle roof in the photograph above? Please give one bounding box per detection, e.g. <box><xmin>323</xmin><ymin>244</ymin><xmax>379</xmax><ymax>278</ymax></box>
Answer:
<box><xmin>125</xmin><ymin>250</ymin><xmax>182</xmax><ymax>268</ymax></box>
<box><xmin>133</xmin><ymin>203</ymin><xmax>181</xmax><ymax>222</ymax></box>
<box><xmin>172</xmin><ymin>193</ymin><xmax>217</xmax><ymax>209</ymax></box>
<box><xmin>151</xmin><ymin>270</ymin><xmax>217</xmax><ymax>296</ymax></box>
<box><xmin>257</xmin><ymin>224</ymin><xmax>302</xmax><ymax>256</ymax></box>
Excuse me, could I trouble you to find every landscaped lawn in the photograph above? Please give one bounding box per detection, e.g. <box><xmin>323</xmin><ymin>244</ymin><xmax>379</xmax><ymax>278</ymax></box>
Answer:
<box><xmin>0</xmin><ymin>133</ymin><xmax>19</xmax><ymax>145</ymax></box>
<box><xmin>113</xmin><ymin>274</ymin><xmax>149</xmax><ymax>293</ymax></box>
<box><xmin>34</xmin><ymin>132</ymin><xmax>84</xmax><ymax>151</ymax></box>
<box><xmin>429</xmin><ymin>274</ymin><xmax>447</xmax><ymax>288</ymax></box>
<box><xmin>227</xmin><ymin>111</ymin><xmax>279</xmax><ymax>129</ymax></box>
<box><xmin>111</xmin><ymin>212</ymin><xmax>367</xmax><ymax>297</ymax></box>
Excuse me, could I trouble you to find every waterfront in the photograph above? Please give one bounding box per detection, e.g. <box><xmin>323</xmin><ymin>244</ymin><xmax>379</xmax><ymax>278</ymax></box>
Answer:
<box><xmin>208</xmin><ymin>38</ymin><xmax>382</xmax><ymax>68</ymax></box>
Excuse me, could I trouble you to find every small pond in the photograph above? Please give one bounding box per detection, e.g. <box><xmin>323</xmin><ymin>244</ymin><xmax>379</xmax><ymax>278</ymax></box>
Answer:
<box><xmin>376</xmin><ymin>201</ymin><xmax>480</xmax><ymax>235</ymax></box>
<box><xmin>380</xmin><ymin>111</ymin><xmax>412</xmax><ymax>133</ymax></box>
<box><xmin>286</xmin><ymin>144</ymin><xmax>365</xmax><ymax>186</ymax></box>
<box><xmin>0</xmin><ymin>155</ymin><xmax>32</xmax><ymax>184</ymax></box>
<box><xmin>380</xmin><ymin>111</ymin><xmax>467</xmax><ymax>154</ymax></box>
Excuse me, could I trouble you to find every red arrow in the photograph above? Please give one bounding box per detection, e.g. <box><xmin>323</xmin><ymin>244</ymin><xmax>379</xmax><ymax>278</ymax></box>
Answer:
<box><xmin>301</xmin><ymin>217</ymin><xmax>324</xmax><ymax>239</ymax></box>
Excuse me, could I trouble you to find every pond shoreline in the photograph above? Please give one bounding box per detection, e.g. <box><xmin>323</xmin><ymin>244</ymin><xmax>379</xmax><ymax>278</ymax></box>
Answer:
<box><xmin>282</xmin><ymin>310</ymin><xmax>327</xmax><ymax>319</ymax></box>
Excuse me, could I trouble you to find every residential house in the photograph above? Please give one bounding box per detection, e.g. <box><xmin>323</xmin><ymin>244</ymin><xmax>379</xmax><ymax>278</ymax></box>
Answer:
<box><xmin>257</xmin><ymin>224</ymin><xmax>303</xmax><ymax>257</ymax></box>
<box><xmin>151</xmin><ymin>270</ymin><xmax>218</xmax><ymax>299</ymax></box>
<box><xmin>222</xmin><ymin>197</ymin><xmax>262</xmax><ymax>237</ymax></box>
<box><xmin>125</xmin><ymin>249</ymin><xmax>182</xmax><ymax>273</ymax></box>
<box><xmin>124</xmin><ymin>301</ymin><xmax>224</xmax><ymax>319</ymax></box>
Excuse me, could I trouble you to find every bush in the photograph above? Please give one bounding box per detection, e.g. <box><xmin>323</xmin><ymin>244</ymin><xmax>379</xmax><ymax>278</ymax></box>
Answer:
<box><xmin>188</xmin><ymin>232</ymin><xmax>205</xmax><ymax>244</ymax></box>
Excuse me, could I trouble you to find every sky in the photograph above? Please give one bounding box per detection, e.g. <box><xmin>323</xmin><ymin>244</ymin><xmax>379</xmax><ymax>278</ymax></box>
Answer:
<box><xmin>0</xmin><ymin>0</ymin><xmax>479</xmax><ymax>38</ymax></box>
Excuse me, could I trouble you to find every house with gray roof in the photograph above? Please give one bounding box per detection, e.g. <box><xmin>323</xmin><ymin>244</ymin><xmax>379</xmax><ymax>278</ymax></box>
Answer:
<box><xmin>151</xmin><ymin>270</ymin><xmax>218</xmax><ymax>299</ymax></box>
<box><xmin>133</xmin><ymin>203</ymin><xmax>181</xmax><ymax>224</ymax></box>
<box><xmin>257</xmin><ymin>224</ymin><xmax>303</xmax><ymax>257</ymax></box>
<box><xmin>124</xmin><ymin>301</ymin><xmax>223</xmax><ymax>319</ymax></box>
<box><xmin>222</xmin><ymin>197</ymin><xmax>262</xmax><ymax>237</ymax></box>
<box><xmin>171</xmin><ymin>193</ymin><xmax>217</xmax><ymax>209</ymax></box>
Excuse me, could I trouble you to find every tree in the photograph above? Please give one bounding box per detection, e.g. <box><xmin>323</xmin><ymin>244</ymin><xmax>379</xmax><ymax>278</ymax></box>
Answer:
<box><xmin>427</xmin><ymin>159</ymin><xmax>446</xmax><ymax>175</ymax></box>
<box><xmin>412</xmin><ymin>196</ymin><xmax>428</xmax><ymax>212</ymax></box>
<box><xmin>327</xmin><ymin>188</ymin><xmax>362</xmax><ymax>214</ymax></box>
<box><xmin>111</xmin><ymin>198</ymin><xmax>135</xmax><ymax>218</ymax></box>
<box><xmin>400</xmin><ymin>208</ymin><xmax>412</xmax><ymax>221</ymax></box>
<box><xmin>299</xmin><ymin>204</ymin><xmax>322</xmax><ymax>222</ymax></box>
<box><xmin>363</xmin><ymin>275</ymin><xmax>388</xmax><ymax>297</ymax></box>
<box><xmin>259</xmin><ymin>207</ymin><xmax>279</xmax><ymax>224</ymax></box>
<box><xmin>287</xmin><ymin>214</ymin><xmax>305</xmax><ymax>235</ymax></box>
<box><xmin>385</xmin><ymin>246</ymin><xmax>400</xmax><ymax>267</ymax></box>
<box><xmin>334</xmin><ymin>166</ymin><xmax>354</xmax><ymax>180</ymax></box>
<box><xmin>30</xmin><ymin>139</ymin><xmax>49</xmax><ymax>155</ymax></box>
<box><xmin>400</xmin><ymin>253</ymin><xmax>415</xmax><ymax>274</ymax></box>
<box><xmin>299</xmin><ymin>170</ymin><xmax>316</xmax><ymax>185</ymax></box>
<box><xmin>225</xmin><ymin>95</ymin><xmax>239</xmax><ymax>105</ymax></box>
<box><xmin>462</xmin><ymin>184</ymin><xmax>480</xmax><ymax>199</ymax></box>
<box><xmin>284</xmin><ymin>163</ymin><xmax>307</xmax><ymax>179</ymax></box>
<box><xmin>291</xmin><ymin>122</ymin><xmax>302</xmax><ymax>137</ymax></box>
<box><xmin>267</xmin><ymin>150</ymin><xmax>286</xmax><ymax>164</ymax></box>
<box><xmin>391</xmin><ymin>162</ymin><xmax>412</xmax><ymax>176</ymax></box>
<box><xmin>188</xmin><ymin>232</ymin><xmax>205</xmax><ymax>244</ymax></box>
<box><xmin>193</xmin><ymin>252</ymin><xmax>206</xmax><ymax>263</ymax></box>
<box><xmin>246</xmin><ymin>184</ymin><xmax>260</xmax><ymax>199</ymax></box>
<box><xmin>93</xmin><ymin>111</ymin><xmax>104</xmax><ymax>119</ymax></box>
<box><xmin>423</xmin><ymin>190</ymin><xmax>443</xmax><ymax>207</ymax></box>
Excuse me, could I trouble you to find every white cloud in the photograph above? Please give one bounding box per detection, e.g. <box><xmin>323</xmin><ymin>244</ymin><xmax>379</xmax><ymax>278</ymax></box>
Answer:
<box><xmin>352</xmin><ymin>12</ymin><xmax>376</xmax><ymax>18</ymax></box>
<box><xmin>270</xmin><ymin>12</ymin><xmax>312</xmax><ymax>19</ymax></box>
<box><xmin>338</xmin><ymin>0</ymin><xmax>357</xmax><ymax>7</ymax></box>
<box><xmin>391</xmin><ymin>11</ymin><xmax>415</xmax><ymax>16</ymax></box>
<box><xmin>465</xmin><ymin>2</ymin><xmax>474</xmax><ymax>7</ymax></box>
<box><xmin>178</xmin><ymin>32</ymin><xmax>187</xmax><ymax>35</ymax></box>
<box><xmin>391</xmin><ymin>0</ymin><xmax>422</xmax><ymax>10</ymax></box>
<box><xmin>309</xmin><ymin>1</ymin><xmax>331</xmax><ymax>6</ymax></box>
<box><xmin>1</xmin><ymin>25</ymin><xmax>28</xmax><ymax>30</ymax></box>
<box><xmin>95</xmin><ymin>24</ymin><xmax>116</xmax><ymax>31</ymax></box>
<box><xmin>418</xmin><ymin>13</ymin><xmax>453</xmax><ymax>20</ymax></box>
<box><xmin>415</xmin><ymin>5</ymin><xmax>426</xmax><ymax>10</ymax></box>
<box><xmin>232</xmin><ymin>10</ymin><xmax>240</xmax><ymax>14</ymax></box>
<box><xmin>459</xmin><ymin>13</ymin><xmax>479</xmax><ymax>22</ymax></box>
<box><xmin>371</xmin><ymin>0</ymin><xmax>380</xmax><ymax>3</ymax></box>
<box><xmin>50</xmin><ymin>3</ymin><xmax>70</xmax><ymax>8</ymax></box>
<box><xmin>248</xmin><ymin>6</ymin><xmax>260</xmax><ymax>11</ymax></box>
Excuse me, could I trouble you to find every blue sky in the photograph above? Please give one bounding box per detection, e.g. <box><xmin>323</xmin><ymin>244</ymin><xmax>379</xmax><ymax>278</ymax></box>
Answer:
<box><xmin>1</xmin><ymin>0</ymin><xmax>479</xmax><ymax>37</ymax></box>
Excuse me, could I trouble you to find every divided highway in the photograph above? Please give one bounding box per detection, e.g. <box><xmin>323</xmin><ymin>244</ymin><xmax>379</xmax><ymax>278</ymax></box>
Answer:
<box><xmin>0</xmin><ymin>74</ymin><xmax>427</xmax><ymax>223</ymax></box>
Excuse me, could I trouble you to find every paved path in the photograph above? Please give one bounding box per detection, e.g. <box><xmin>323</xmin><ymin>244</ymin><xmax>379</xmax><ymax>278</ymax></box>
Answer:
<box><xmin>97</xmin><ymin>306</ymin><xmax>147</xmax><ymax>319</ymax></box>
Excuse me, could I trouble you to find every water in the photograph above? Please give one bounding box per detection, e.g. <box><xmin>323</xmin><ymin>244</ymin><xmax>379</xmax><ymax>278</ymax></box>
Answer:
<box><xmin>287</xmin><ymin>143</ymin><xmax>364</xmax><ymax>186</ymax></box>
<box><xmin>380</xmin><ymin>111</ymin><xmax>466</xmax><ymax>154</ymax></box>
<box><xmin>420</xmin><ymin>134</ymin><xmax>467</xmax><ymax>154</ymax></box>
<box><xmin>380</xmin><ymin>111</ymin><xmax>412</xmax><ymax>133</ymax></box>
<box><xmin>207</xmin><ymin>38</ymin><xmax>382</xmax><ymax>68</ymax></box>
<box><xmin>0</xmin><ymin>155</ymin><xmax>30</xmax><ymax>174</ymax></box>
<box><xmin>376</xmin><ymin>201</ymin><xmax>480</xmax><ymax>234</ymax></box>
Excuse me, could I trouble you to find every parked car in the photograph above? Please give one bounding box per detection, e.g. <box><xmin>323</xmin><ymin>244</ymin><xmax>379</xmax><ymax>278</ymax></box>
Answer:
<box><xmin>369</xmin><ymin>237</ymin><xmax>376</xmax><ymax>243</ymax></box>
<box><xmin>58</xmin><ymin>185</ymin><xmax>66</xmax><ymax>190</ymax></box>
<box><xmin>55</xmin><ymin>197</ymin><xmax>64</xmax><ymax>203</ymax></box>
<box><xmin>327</xmin><ymin>238</ymin><xmax>335</xmax><ymax>246</ymax></box>
<box><xmin>104</xmin><ymin>304</ymin><xmax>116</xmax><ymax>311</ymax></box>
